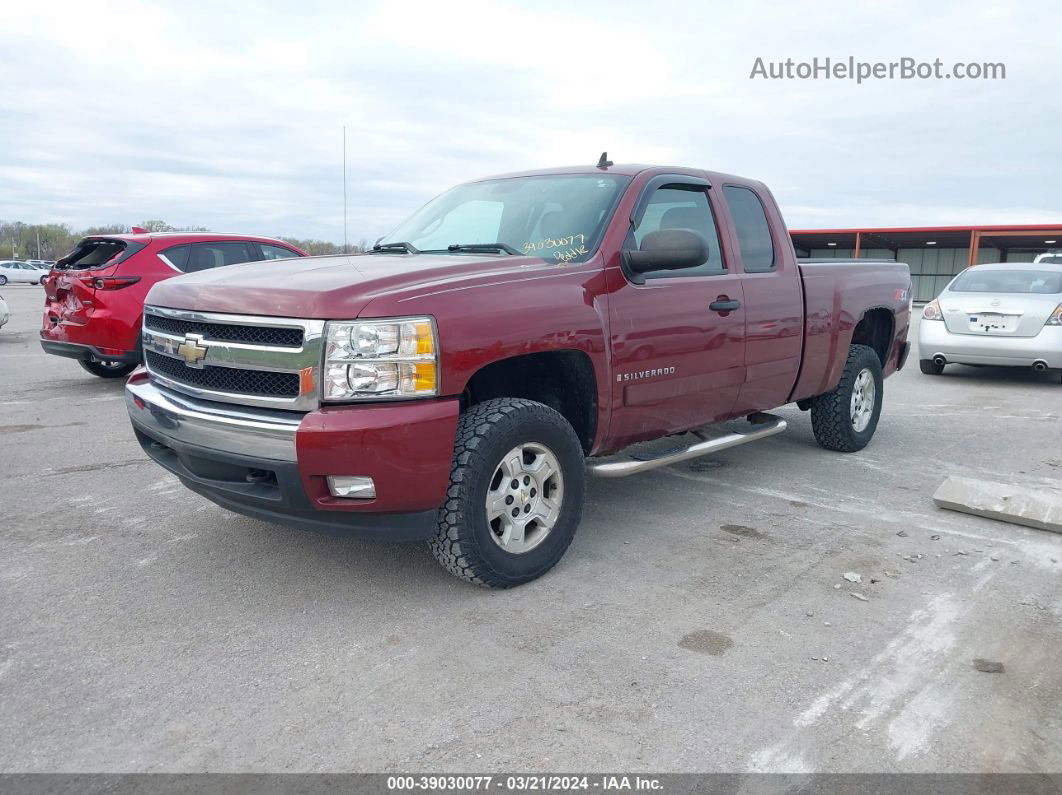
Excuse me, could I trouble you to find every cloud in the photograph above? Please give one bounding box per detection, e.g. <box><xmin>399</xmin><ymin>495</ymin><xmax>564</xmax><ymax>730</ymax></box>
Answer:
<box><xmin>0</xmin><ymin>0</ymin><xmax>1059</xmax><ymax>241</ymax></box>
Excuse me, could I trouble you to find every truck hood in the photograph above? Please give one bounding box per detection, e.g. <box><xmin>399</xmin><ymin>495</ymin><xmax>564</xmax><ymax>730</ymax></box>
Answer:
<box><xmin>145</xmin><ymin>252</ymin><xmax>555</xmax><ymax>318</ymax></box>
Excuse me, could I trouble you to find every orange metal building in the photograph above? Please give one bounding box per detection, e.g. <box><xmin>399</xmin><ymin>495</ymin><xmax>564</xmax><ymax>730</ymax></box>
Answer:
<box><xmin>790</xmin><ymin>224</ymin><xmax>1062</xmax><ymax>301</ymax></box>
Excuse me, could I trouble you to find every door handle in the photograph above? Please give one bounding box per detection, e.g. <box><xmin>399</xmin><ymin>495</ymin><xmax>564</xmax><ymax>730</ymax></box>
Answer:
<box><xmin>709</xmin><ymin>298</ymin><xmax>741</xmax><ymax>313</ymax></box>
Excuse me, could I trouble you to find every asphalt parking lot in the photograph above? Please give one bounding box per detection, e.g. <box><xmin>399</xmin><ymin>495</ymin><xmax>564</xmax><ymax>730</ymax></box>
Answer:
<box><xmin>1</xmin><ymin>284</ymin><xmax>1060</xmax><ymax>773</ymax></box>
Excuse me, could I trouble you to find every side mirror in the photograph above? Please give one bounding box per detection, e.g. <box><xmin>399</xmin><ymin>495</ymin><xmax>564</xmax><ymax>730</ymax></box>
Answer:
<box><xmin>622</xmin><ymin>229</ymin><xmax>709</xmax><ymax>281</ymax></box>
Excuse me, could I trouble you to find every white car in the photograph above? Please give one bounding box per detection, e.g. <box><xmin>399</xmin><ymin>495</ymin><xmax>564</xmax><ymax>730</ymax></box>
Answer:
<box><xmin>0</xmin><ymin>294</ymin><xmax>9</xmax><ymax>328</ymax></box>
<box><xmin>918</xmin><ymin>262</ymin><xmax>1062</xmax><ymax>381</ymax></box>
<box><xmin>1034</xmin><ymin>252</ymin><xmax>1062</xmax><ymax>265</ymax></box>
<box><xmin>0</xmin><ymin>261</ymin><xmax>47</xmax><ymax>285</ymax></box>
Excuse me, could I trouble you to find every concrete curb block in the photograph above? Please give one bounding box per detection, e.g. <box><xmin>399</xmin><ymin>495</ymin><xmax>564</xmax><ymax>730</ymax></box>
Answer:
<box><xmin>933</xmin><ymin>476</ymin><xmax>1062</xmax><ymax>534</ymax></box>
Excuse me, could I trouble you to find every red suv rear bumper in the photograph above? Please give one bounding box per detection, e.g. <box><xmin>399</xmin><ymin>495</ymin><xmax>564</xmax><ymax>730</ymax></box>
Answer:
<box><xmin>40</xmin><ymin>337</ymin><xmax>142</xmax><ymax>364</ymax></box>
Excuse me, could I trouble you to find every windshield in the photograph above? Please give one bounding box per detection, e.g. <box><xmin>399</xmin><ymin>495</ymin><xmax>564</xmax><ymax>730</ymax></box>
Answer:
<box><xmin>949</xmin><ymin>269</ymin><xmax>1062</xmax><ymax>294</ymax></box>
<box><xmin>379</xmin><ymin>174</ymin><xmax>631</xmax><ymax>263</ymax></box>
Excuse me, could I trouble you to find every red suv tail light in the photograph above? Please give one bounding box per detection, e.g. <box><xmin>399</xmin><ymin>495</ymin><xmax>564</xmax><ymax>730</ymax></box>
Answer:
<box><xmin>90</xmin><ymin>276</ymin><xmax>142</xmax><ymax>290</ymax></box>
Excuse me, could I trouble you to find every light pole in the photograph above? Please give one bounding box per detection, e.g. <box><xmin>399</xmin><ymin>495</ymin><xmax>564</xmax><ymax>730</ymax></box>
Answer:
<box><xmin>343</xmin><ymin>125</ymin><xmax>348</xmax><ymax>254</ymax></box>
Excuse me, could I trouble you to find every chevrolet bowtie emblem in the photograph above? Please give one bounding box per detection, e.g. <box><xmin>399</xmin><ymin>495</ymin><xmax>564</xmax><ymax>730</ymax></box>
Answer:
<box><xmin>176</xmin><ymin>333</ymin><xmax>208</xmax><ymax>368</ymax></box>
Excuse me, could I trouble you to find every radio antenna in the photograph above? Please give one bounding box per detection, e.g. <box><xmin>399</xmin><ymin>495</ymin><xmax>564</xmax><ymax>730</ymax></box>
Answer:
<box><xmin>596</xmin><ymin>152</ymin><xmax>613</xmax><ymax>169</ymax></box>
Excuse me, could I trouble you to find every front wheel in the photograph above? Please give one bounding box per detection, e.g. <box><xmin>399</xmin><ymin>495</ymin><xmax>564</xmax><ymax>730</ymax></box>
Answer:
<box><xmin>79</xmin><ymin>359</ymin><xmax>137</xmax><ymax>378</ymax></box>
<box><xmin>810</xmin><ymin>344</ymin><xmax>884</xmax><ymax>453</ymax></box>
<box><xmin>0</xmin><ymin>275</ymin><xmax>7</xmax><ymax>286</ymax></box>
<box><xmin>428</xmin><ymin>398</ymin><xmax>586</xmax><ymax>588</ymax></box>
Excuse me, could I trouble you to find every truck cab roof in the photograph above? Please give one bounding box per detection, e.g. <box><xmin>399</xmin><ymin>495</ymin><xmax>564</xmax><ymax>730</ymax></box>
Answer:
<box><xmin>474</xmin><ymin>163</ymin><xmax>766</xmax><ymax>190</ymax></box>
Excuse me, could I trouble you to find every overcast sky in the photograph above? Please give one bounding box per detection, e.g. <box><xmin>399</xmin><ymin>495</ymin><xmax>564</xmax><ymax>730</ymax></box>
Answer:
<box><xmin>1</xmin><ymin>0</ymin><xmax>1059</xmax><ymax>242</ymax></box>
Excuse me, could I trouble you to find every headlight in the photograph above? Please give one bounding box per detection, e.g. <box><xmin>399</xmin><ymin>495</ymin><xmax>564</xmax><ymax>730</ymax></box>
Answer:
<box><xmin>323</xmin><ymin>317</ymin><xmax>438</xmax><ymax>401</ymax></box>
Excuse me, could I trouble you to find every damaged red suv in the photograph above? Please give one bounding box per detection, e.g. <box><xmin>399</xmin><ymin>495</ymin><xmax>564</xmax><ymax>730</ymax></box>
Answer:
<box><xmin>41</xmin><ymin>232</ymin><xmax>307</xmax><ymax>378</ymax></box>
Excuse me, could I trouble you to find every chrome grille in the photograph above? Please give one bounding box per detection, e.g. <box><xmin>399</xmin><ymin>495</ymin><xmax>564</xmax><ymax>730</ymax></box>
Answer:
<box><xmin>142</xmin><ymin>306</ymin><xmax>326</xmax><ymax>411</ymax></box>
<box><xmin>145</xmin><ymin>350</ymin><xmax>300</xmax><ymax>397</ymax></box>
<box><xmin>144</xmin><ymin>314</ymin><xmax>303</xmax><ymax>347</ymax></box>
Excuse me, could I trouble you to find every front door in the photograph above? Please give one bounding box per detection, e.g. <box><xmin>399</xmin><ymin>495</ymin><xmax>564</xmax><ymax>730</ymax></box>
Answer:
<box><xmin>605</xmin><ymin>179</ymin><xmax>746</xmax><ymax>449</ymax></box>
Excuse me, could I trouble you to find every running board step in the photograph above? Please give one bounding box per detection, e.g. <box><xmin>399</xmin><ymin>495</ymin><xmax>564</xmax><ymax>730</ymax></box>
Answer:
<box><xmin>587</xmin><ymin>413</ymin><xmax>787</xmax><ymax>478</ymax></box>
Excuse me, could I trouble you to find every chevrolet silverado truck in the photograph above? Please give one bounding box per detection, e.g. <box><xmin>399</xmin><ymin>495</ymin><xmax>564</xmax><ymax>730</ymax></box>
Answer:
<box><xmin>126</xmin><ymin>160</ymin><xmax>911</xmax><ymax>588</ymax></box>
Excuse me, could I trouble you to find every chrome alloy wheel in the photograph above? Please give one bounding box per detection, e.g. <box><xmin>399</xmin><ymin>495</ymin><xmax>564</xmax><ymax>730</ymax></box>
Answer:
<box><xmin>850</xmin><ymin>368</ymin><xmax>876</xmax><ymax>432</ymax></box>
<box><xmin>485</xmin><ymin>442</ymin><xmax>564</xmax><ymax>554</ymax></box>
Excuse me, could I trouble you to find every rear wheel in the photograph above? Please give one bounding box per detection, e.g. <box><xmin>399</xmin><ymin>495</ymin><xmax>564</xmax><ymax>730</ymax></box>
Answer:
<box><xmin>428</xmin><ymin>398</ymin><xmax>585</xmax><ymax>589</ymax></box>
<box><xmin>919</xmin><ymin>359</ymin><xmax>945</xmax><ymax>375</ymax></box>
<box><xmin>810</xmin><ymin>344</ymin><xmax>884</xmax><ymax>453</ymax></box>
<box><xmin>39</xmin><ymin>276</ymin><xmax>47</xmax><ymax>285</ymax></box>
<box><xmin>0</xmin><ymin>275</ymin><xmax>7</xmax><ymax>286</ymax></box>
<box><xmin>79</xmin><ymin>359</ymin><xmax>137</xmax><ymax>378</ymax></box>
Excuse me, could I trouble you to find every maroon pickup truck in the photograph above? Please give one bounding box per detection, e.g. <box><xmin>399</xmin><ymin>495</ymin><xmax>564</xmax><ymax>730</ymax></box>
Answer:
<box><xmin>126</xmin><ymin>160</ymin><xmax>911</xmax><ymax>587</ymax></box>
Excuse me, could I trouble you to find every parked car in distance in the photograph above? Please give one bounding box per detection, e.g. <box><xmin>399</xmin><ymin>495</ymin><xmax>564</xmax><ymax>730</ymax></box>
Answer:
<box><xmin>41</xmin><ymin>232</ymin><xmax>307</xmax><ymax>378</ymax></box>
<box><xmin>0</xmin><ymin>294</ymin><xmax>9</xmax><ymax>329</ymax></box>
<box><xmin>1034</xmin><ymin>251</ymin><xmax>1062</xmax><ymax>265</ymax></box>
<box><xmin>0</xmin><ymin>261</ymin><xmax>47</xmax><ymax>285</ymax></box>
<box><xmin>919</xmin><ymin>262</ymin><xmax>1062</xmax><ymax>381</ymax></box>
<box><xmin>126</xmin><ymin>160</ymin><xmax>912</xmax><ymax>588</ymax></box>
<box><xmin>26</xmin><ymin>260</ymin><xmax>55</xmax><ymax>270</ymax></box>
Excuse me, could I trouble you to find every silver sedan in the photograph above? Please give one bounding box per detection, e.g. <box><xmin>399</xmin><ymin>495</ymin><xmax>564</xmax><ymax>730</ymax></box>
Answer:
<box><xmin>918</xmin><ymin>262</ymin><xmax>1062</xmax><ymax>380</ymax></box>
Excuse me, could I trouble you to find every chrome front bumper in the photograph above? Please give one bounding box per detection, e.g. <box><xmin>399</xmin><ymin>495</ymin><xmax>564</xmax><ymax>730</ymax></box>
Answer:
<box><xmin>126</xmin><ymin>375</ymin><xmax>302</xmax><ymax>462</ymax></box>
<box><xmin>918</xmin><ymin>321</ymin><xmax>1062</xmax><ymax>368</ymax></box>
<box><xmin>125</xmin><ymin>372</ymin><xmax>439</xmax><ymax>541</ymax></box>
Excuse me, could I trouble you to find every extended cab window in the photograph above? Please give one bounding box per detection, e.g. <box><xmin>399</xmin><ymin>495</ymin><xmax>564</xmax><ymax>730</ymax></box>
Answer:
<box><xmin>633</xmin><ymin>187</ymin><xmax>725</xmax><ymax>278</ymax></box>
<box><xmin>723</xmin><ymin>186</ymin><xmax>775</xmax><ymax>273</ymax></box>
<box><xmin>186</xmin><ymin>242</ymin><xmax>254</xmax><ymax>272</ymax></box>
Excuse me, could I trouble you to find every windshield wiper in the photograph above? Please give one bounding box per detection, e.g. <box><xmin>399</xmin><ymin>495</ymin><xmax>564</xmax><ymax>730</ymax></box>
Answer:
<box><xmin>372</xmin><ymin>241</ymin><xmax>420</xmax><ymax>254</ymax></box>
<box><xmin>443</xmin><ymin>243</ymin><xmax>522</xmax><ymax>256</ymax></box>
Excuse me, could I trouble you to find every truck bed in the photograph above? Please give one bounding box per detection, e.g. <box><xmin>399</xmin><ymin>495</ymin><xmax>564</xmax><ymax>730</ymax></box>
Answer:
<box><xmin>790</xmin><ymin>259</ymin><xmax>912</xmax><ymax>403</ymax></box>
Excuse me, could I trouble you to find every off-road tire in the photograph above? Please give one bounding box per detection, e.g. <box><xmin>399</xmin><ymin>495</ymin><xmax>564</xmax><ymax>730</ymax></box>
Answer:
<box><xmin>810</xmin><ymin>344</ymin><xmax>883</xmax><ymax>453</ymax></box>
<box><xmin>919</xmin><ymin>359</ymin><xmax>945</xmax><ymax>375</ymax></box>
<box><xmin>428</xmin><ymin>398</ymin><xmax>585</xmax><ymax>589</ymax></box>
<box><xmin>79</xmin><ymin>359</ymin><xmax>137</xmax><ymax>378</ymax></box>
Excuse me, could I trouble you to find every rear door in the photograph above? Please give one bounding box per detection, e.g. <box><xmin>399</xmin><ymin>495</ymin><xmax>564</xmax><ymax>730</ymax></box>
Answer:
<box><xmin>720</xmin><ymin>184</ymin><xmax>804</xmax><ymax>415</ymax></box>
<box><xmin>605</xmin><ymin>176</ymin><xmax>746</xmax><ymax>447</ymax></box>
